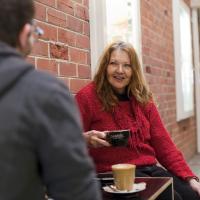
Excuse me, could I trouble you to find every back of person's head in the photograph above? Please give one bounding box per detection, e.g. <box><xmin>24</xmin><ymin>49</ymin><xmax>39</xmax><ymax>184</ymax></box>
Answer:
<box><xmin>94</xmin><ymin>41</ymin><xmax>152</xmax><ymax>111</ymax></box>
<box><xmin>0</xmin><ymin>0</ymin><xmax>35</xmax><ymax>47</ymax></box>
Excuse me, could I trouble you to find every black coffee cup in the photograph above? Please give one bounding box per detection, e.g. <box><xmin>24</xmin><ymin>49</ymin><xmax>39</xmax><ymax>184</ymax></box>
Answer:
<box><xmin>106</xmin><ymin>130</ymin><xmax>130</xmax><ymax>147</ymax></box>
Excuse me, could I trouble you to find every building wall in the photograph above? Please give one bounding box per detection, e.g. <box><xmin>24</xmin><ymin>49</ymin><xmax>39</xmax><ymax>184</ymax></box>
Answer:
<box><xmin>31</xmin><ymin>0</ymin><xmax>91</xmax><ymax>93</ymax></box>
<box><xmin>140</xmin><ymin>0</ymin><xmax>196</xmax><ymax>160</ymax></box>
<box><xmin>32</xmin><ymin>0</ymin><xmax>197</xmax><ymax>160</ymax></box>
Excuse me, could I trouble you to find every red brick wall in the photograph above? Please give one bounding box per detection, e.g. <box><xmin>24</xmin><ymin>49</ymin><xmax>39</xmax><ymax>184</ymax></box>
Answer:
<box><xmin>32</xmin><ymin>0</ymin><xmax>197</xmax><ymax>160</ymax></box>
<box><xmin>31</xmin><ymin>0</ymin><xmax>91</xmax><ymax>94</ymax></box>
<box><xmin>141</xmin><ymin>0</ymin><xmax>196</xmax><ymax>160</ymax></box>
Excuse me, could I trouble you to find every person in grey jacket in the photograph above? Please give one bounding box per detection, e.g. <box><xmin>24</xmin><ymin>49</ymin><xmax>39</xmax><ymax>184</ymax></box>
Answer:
<box><xmin>0</xmin><ymin>0</ymin><xmax>102</xmax><ymax>200</ymax></box>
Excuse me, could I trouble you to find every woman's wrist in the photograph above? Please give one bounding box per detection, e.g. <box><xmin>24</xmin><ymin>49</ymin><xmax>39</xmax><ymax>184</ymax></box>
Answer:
<box><xmin>83</xmin><ymin>131</ymin><xmax>92</xmax><ymax>146</ymax></box>
<box><xmin>186</xmin><ymin>176</ymin><xmax>199</xmax><ymax>183</ymax></box>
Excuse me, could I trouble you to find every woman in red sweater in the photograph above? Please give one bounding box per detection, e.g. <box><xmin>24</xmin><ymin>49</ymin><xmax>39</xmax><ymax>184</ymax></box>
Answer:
<box><xmin>75</xmin><ymin>41</ymin><xmax>200</xmax><ymax>199</ymax></box>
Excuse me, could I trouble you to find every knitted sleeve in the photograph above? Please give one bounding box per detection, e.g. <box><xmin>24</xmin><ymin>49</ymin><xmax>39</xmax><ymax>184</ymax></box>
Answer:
<box><xmin>146</xmin><ymin>102</ymin><xmax>195</xmax><ymax>180</ymax></box>
<box><xmin>75</xmin><ymin>90</ymin><xmax>93</xmax><ymax>132</ymax></box>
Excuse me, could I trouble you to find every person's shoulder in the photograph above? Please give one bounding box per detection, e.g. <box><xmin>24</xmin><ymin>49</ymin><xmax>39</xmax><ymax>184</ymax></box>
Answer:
<box><xmin>30</xmin><ymin>69</ymin><xmax>66</xmax><ymax>89</ymax></box>
<box><xmin>3</xmin><ymin>52</ymin><xmax>62</xmax><ymax>93</ymax></box>
<box><xmin>144</xmin><ymin>100</ymin><xmax>156</xmax><ymax>110</ymax></box>
<box><xmin>132</xmin><ymin>96</ymin><xmax>154</xmax><ymax>107</ymax></box>
<box><xmin>140</xmin><ymin>100</ymin><xmax>159</xmax><ymax>121</ymax></box>
<box><xmin>133</xmin><ymin>97</ymin><xmax>156</xmax><ymax>114</ymax></box>
<box><xmin>24</xmin><ymin>69</ymin><xmax>70</xmax><ymax>103</ymax></box>
<box><xmin>76</xmin><ymin>81</ymin><xmax>95</xmax><ymax>97</ymax></box>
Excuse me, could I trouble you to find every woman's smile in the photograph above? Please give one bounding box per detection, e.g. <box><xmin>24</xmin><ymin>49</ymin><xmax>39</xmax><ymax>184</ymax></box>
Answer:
<box><xmin>107</xmin><ymin>49</ymin><xmax>132</xmax><ymax>94</ymax></box>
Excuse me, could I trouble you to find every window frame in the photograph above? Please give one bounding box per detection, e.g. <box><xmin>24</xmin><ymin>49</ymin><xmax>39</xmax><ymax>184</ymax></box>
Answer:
<box><xmin>89</xmin><ymin>0</ymin><xmax>142</xmax><ymax>76</ymax></box>
<box><xmin>172</xmin><ymin>0</ymin><xmax>194</xmax><ymax>121</ymax></box>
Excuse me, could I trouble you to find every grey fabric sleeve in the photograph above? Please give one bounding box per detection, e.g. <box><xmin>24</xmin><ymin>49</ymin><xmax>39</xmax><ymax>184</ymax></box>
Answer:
<box><xmin>29</xmin><ymin>80</ymin><xmax>102</xmax><ymax>200</ymax></box>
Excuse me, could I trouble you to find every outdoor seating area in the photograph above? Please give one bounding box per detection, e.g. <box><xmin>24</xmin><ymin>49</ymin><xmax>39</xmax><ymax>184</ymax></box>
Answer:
<box><xmin>0</xmin><ymin>0</ymin><xmax>200</xmax><ymax>200</ymax></box>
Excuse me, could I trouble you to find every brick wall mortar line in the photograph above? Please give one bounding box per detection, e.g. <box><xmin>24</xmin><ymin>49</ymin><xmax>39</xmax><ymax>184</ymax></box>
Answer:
<box><xmin>57</xmin><ymin>62</ymin><xmax>61</xmax><ymax>76</ymax></box>
<box><xmin>34</xmin><ymin>19</ymin><xmax>60</xmax><ymax>29</ymax></box>
<box><xmin>56</xmin><ymin>27</ymin><xmax>58</xmax><ymax>42</ymax></box>
<box><xmin>34</xmin><ymin>1</ymin><xmax>56</xmax><ymax>10</ymax></box>
<box><xmin>47</xmin><ymin>7</ymin><xmax>67</xmax><ymax>22</ymax></box>
<box><xmin>69</xmin><ymin>77</ymin><xmax>90</xmax><ymax>81</ymax></box>
<box><xmin>55</xmin><ymin>0</ymin><xmax>58</xmax><ymax>8</ymax></box>
<box><xmin>58</xmin><ymin>26</ymin><xmax>88</xmax><ymax>36</ymax></box>
<box><xmin>68</xmin><ymin>46</ymin><xmax>89</xmax><ymax>53</ymax></box>
<box><xmin>75</xmin><ymin>63</ymin><xmax>78</xmax><ymax>77</ymax></box>
<box><xmin>35</xmin><ymin>1</ymin><xmax>90</xmax><ymax>21</ymax></box>
<box><xmin>66</xmin><ymin>13</ymin><xmax>89</xmax><ymax>23</ymax></box>
<box><xmin>47</xmin><ymin>43</ymin><xmax>50</xmax><ymax>58</ymax></box>
<box><xmin>34</xmin><ymin>20</ymin><xmax>89</xmax><ymax>37</ymax></box>
<box><xmin>45</xmin><ymin>4</ymin><xmax>48</xmax><ymax>21</ymax></box>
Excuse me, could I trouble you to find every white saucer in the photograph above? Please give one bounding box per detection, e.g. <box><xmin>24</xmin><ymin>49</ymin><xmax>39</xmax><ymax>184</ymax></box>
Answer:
<box><xmin>103</xmin><ymin>182</ymin><xmax>146</xmax><ymax>194</ymax></box>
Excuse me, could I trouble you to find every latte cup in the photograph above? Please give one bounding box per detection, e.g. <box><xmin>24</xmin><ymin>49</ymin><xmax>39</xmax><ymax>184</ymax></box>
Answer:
<box><xmin>111</xmin><ymin>164</ymin><xmax>136</xmax><ymax>191</ymax></box>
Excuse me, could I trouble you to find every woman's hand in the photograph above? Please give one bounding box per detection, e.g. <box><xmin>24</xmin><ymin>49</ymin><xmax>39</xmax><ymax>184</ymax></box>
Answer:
<box><xmin>188</xmin><ymin>178</ymin><xmax>200</xmax><ymax>196</ymax></box>
<box><xmin>84</xmin><ymin>130</ymin><xmax>111</xmax><ymax>148</ymax></box>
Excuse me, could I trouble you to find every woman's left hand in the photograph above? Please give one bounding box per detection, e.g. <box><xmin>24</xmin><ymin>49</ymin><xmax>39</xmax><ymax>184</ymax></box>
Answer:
<box><xmin>188</xmin><ymin>178</ymin><xmax>200</xmax><ymax>196</ymax></box>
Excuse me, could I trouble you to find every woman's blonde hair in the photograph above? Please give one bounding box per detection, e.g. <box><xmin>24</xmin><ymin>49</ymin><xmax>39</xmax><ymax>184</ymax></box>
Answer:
<box><xmin>94</xmin><ymin>41</ymin><xmax>152</xmax><ymax>111</ymax></box>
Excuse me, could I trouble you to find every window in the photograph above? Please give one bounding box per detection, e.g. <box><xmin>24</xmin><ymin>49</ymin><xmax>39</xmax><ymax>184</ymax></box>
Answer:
<box><xmin>173</xmin><ymin>0</ymin><xmax>194</xmax><ymax>121</ymax></box>
<box><xmin>89</xmin><ymin>0</ymin><xmax>141</xmax><ymax>76</ymax></box>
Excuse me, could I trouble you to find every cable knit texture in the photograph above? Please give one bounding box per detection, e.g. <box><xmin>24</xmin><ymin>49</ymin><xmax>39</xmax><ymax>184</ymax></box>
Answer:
<box><xmin>75</xmin><ymin>82</ymin><xmax>195</xmax><ymax>180</ymax></box>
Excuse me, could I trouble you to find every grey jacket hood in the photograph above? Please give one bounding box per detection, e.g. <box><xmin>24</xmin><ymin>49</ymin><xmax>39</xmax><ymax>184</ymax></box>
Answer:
<box><xmin>0</xmin><ymin>41</ymin><xmax>33</xmax><ymax>97</ymax></box>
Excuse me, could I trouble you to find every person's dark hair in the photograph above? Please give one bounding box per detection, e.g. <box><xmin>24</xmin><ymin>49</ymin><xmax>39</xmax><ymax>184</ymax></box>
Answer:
<box><xmin>94</xmin><ymin>41</ymin><xmax>153</xmax><ymax>111</ymax></box>
<box><xmin>0</xmin><ymin>0</ymin><xmax>35</xmax><ymax>47</ymax></box>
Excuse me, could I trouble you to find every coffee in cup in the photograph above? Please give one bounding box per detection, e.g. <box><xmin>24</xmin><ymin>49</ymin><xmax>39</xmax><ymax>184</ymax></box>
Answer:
<box><xmin>111</xmin><ymin>164</ymin><xmax>136</xmax><ymax>191</ymax></box>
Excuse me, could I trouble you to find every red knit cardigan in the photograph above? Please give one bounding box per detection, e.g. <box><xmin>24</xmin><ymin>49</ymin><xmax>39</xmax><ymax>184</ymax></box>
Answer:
<box><xmin>75</xmin><ymin>82</ymin><xmax>195</xmax><ymax>180</ymax></box>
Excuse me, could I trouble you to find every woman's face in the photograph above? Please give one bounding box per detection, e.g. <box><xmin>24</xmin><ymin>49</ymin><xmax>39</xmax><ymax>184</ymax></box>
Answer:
<box><xmin>106</xmin><ymin>49</ymin><xmax>132</xmax><ymax>94</ymax></box>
